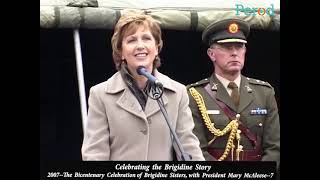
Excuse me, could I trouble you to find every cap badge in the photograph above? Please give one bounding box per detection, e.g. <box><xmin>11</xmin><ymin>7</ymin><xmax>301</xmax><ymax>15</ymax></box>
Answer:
<box><xmin>228</xmin><ymin>23</ymin><xmax>239</xmax><ymax>34</ymax></box>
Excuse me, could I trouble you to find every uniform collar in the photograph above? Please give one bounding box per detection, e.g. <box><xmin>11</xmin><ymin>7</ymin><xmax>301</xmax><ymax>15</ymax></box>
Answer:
<box><xmin>209</xmin><ymin>74</ymin><xmax>253</xmax><ymax>113</ymax></box>
<box><xmin>215</xmin><ymin>73</ymin><xmax>241</xmax><ymax>93</ymax></box>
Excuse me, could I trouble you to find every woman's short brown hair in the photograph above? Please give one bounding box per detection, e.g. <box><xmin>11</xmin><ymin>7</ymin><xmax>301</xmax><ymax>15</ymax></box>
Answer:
<box><xmin>111</xmin><ymin>12</ymin><xmax>163</xmax><ymax>70</ymax></box>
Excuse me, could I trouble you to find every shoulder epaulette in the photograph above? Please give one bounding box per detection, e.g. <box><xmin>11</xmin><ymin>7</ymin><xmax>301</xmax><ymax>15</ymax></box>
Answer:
<box><xmin>187</xmin><ymin>78</ymin><xmax>210</xmax><ymax>89</ymax></box>
<box><xmin>246</xmin><ymin>77</ymin><xmax>272</xmax><ymax>88</ymax></box>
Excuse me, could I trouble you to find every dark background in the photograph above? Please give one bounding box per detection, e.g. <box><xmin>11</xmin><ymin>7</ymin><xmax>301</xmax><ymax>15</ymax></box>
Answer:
<box><xmin>40</xmin><ymin>28</ymin><xmax>280</xmax><ymax>161</ymax></box>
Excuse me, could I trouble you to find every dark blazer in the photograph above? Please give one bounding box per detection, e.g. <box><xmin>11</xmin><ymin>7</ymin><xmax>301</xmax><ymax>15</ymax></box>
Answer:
<box><xmin>187</xmin><ymin>74</ymin><xmax>280</xmax><ymax>166</ymax></box>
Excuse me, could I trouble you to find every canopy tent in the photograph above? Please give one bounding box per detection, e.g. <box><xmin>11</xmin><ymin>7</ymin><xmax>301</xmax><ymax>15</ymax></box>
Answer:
<box><xmin>40</xmin><ymin>0</ymin><xmax>280</xmax><ymax>30</ymax></box>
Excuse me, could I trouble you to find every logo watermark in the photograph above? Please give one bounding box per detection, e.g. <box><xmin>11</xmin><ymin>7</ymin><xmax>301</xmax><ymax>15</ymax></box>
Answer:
<box><xmin>235</xmin><ymin>4</ymin><xmax>275</xmax><ymax>16</ymax></box>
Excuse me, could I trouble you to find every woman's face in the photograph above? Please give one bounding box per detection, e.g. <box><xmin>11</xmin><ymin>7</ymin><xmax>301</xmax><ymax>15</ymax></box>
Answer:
<box><xmin>121</xmin><ymin>26</ymin><xmax>158</xmax><ymax>74</ymax></box>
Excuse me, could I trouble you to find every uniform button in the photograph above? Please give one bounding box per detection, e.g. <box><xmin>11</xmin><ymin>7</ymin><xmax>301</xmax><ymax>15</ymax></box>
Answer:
<box><xmin>141</xmin><ymin>129</ymin><xmax>147</xmax><ymax>135</ymax></box>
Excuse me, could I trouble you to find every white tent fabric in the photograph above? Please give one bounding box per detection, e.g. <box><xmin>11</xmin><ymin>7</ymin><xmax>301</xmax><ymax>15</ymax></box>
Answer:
<box><xmin>40</xmin><ymin>0</ymin><xmax>280</xmax><ymax>30</ymax></box>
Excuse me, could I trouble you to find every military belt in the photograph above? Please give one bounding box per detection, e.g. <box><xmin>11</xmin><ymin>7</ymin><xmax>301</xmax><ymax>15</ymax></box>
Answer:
<box><xmin>207</xmin><ymin>148</ymin><xmax>262</xmax><ymax>161</ymax></box>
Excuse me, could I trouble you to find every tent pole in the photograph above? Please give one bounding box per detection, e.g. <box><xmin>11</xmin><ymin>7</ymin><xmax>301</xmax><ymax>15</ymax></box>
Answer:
<box><xmin>73</xmin><ymin>29</ymin><xmax>88</xmax><ymax>133</ymax></box>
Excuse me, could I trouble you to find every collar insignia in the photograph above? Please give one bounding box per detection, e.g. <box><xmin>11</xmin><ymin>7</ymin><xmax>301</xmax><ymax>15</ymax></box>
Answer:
<box><xmin>245</xmin><ymin>85</ymin><xmax>252</xmax><ymax>93</ymax></box>
<box><xmin>211</xmin><ymin>83</ymin><xmax>218</xmax><ymax>90</ymax></box>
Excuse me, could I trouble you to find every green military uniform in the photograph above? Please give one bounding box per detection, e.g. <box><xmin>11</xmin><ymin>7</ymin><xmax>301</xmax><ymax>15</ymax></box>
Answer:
<box><xmin>187</xmin><ymin>74</ymin><xmax>280</xmax><ymax>165</ymax></box>
<box><xmin>189</xmin><ymin>18</ymin><xmax>280</xmax><ymax>166</ymax></box>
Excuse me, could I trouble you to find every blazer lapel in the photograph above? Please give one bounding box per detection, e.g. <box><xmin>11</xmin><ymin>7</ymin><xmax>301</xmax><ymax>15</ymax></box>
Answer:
<box><xmin>105</xmin><ymin>72</ymin><xmax>145</xmax><ymax>119</ymax></box>
<box><xmin>238</xmin><ymin>76</ymin><xmax>254</xmax><ymax>113</ymax></box>
<box><xmin>215</xmin><ymin>86</ymin><xmax>238</xmax><ymax>112</ymax></box>
<box><xmin>211</xmin><ymin>75</ymin><xmax>238</xmax><ymax>112</ymax></box>
<box><xmin>110</xmin><ymin>70</ymin><xmax>173</xmax><ymax>120</ymax></box>
<box><xmin>145</xmin><ymin>93</ymin><xmax>168</xmax><ymax>118</ymax></box>
<box><xmin>116</xmin><ymin>89</ymin><xmax>146</xmax><ymax>120</ymax></box>
<box><xmin>144</xmin><ymin>69</ymin><xmax>173</xmax><ymax>117</ymax></box>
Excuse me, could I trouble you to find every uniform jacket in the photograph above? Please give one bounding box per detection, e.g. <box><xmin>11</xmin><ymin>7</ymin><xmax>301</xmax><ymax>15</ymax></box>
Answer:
<box><xmin>82</xmin><ymin>70</ymin><xmax>205</xmax><ymax>161</ymax></box>
<box><xmin>187</xmin><ymin>74</ymin><xmax>280</xmax><ymax>165</ymax></box>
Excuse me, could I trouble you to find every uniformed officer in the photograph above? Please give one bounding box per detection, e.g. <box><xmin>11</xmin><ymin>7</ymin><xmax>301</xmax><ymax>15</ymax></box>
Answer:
<box><xmin>187</xmin><ymin>19</ymin><xmax>280</xmax><ymax>166</ymax></box>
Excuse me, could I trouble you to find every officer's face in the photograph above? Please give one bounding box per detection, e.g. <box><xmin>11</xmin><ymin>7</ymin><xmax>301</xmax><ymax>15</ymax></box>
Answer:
<box><xmin>121</xmin><ymin>25</ymin><xmax>159</xmax><ymax>76</ymax></box>
<box><xmin>207</xmin><ymin>42</ymin><xmax>246</xmax><ymax>75</ymax></box>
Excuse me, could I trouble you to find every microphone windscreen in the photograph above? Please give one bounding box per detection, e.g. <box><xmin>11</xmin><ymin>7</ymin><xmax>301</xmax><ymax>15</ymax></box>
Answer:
<box><xmin>137</xmin><ymin>66</ymin><xmax>146</xmax><ymax>75</ymax></box>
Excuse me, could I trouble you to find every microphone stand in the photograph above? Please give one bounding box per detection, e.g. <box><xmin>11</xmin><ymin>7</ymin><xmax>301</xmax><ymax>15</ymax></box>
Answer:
<box><xmin>148</xmin><ymin>85</ymin><xmax>191</xmax><ymax>161</ymax></box>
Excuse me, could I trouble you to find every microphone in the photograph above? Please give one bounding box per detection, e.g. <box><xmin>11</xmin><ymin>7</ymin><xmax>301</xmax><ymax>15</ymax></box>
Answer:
<box><xmin>137</xmin><ymin>66</ymin><xmax>163</xmax><ymax>87</ymax></box>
